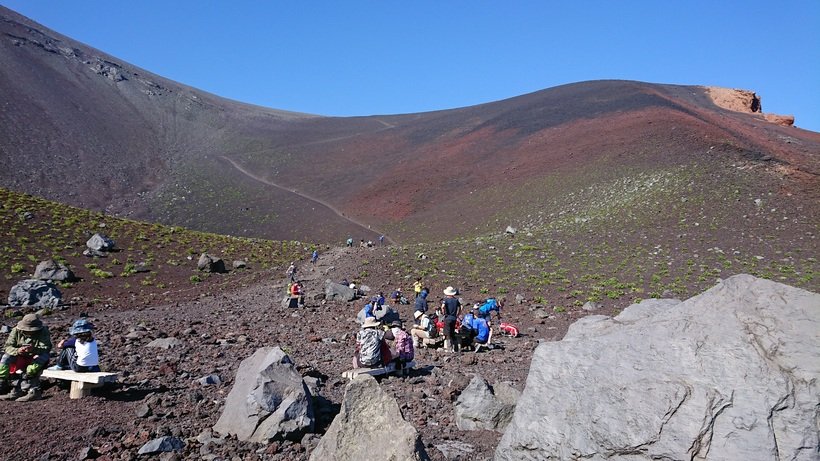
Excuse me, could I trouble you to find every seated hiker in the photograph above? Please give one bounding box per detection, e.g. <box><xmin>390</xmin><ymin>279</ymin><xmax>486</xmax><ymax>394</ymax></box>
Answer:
<box><xmin>390</xmin><ymin>288</ymin><xmax>402</xmax><ymax>305</ymax></box>
<box><xmin>388</xmin><ymin>320</ymin><xmax>414</xmax><ymax>377</ymax></box>
<box><xmin>52</xmin><ymin>319</ymin><xmax>101</xmax><ymax>373</ymax></box>
<box><xmin>376</xmin><ymin>292</ymin><xmax>386</xmax><ymax>307</ymax></box>
<box><xmin>0</xmin><ymin>314</ymin><xmax>52</xmax><ymax>402</ymax></box>
<box><xmin>472</xmin><ymin>314</ymin><xmax>492</xmax><ymax>352</ymax></box>
<box><xmin>477</xmin><ymin>297</ymin><xmax>504</xmax><ymax>321</ymax></box>
<box><xmin>353</xmin><ymin>318</ymin><xmax>394</xmax><ymax>368</ymax></box>
<box><xmin>410</xmin><ymin>310</ymin><xmax>438</xmax><ymax>348</ymax></box>
<box><xmin>356</xmin><ymin>297</ymin><xmax>378</xmax><ymax>325</ymax></box>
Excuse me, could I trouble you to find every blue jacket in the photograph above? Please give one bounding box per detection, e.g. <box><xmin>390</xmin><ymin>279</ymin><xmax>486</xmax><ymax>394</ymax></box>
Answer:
<box><xmin>473</xmin><ymin>316</ymin><xmax>490</xmax><ymax>343</ymax></box>
<box><xmin>414</xmin><ymin>294</ymin><xmax>428</xmax><ymax>313</ymax></box>
<box><xmin>364</xmin><ymin>303</ymin><xmax>375</xmax><ymax>319</ymax></box>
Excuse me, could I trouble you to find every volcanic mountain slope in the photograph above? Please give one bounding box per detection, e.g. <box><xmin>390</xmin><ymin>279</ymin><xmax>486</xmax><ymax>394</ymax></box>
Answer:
<box><xmin>1</xmin><ymin>5</ymin><xmax>819</xmax><ymax>245</ymax></box>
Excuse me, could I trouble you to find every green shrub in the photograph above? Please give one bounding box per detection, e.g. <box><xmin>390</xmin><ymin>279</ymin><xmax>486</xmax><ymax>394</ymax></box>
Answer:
<box><xmin>10</xmin><ymin>262</ymin><xmax>24</xmax><ymax>273</ymax></box>
<box><xmin>90</xmin><ymin>268</ymin><xmax>113</xmax><ymax>279</ymax></box>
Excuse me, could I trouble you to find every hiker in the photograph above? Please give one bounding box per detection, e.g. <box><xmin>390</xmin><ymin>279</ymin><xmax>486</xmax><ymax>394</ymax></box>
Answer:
<box><xmin>286</xmin><ymin>262</ymin><xmax>297</xmax><ymax>282</ymax></box>
<box><xmin>0</xmin><ymin>314</ymin><xmax>52</xmax><ymax>402</ymax></box>
<box><xmin>413</xmin><ymin>290</ymin><xmax>429</xmax><ymax>314</ymax></box>
<box><xmin>288</xmin><ymin>281</ymin><xmax>304</xmax><ymax>308</ymax></box>
<box><xmin>311</xmin><ymin>250</ymin><xmax>318</xmax><ymax>266</ymax></box>
<box><xmin>389</xmin><ymin>320</ymin><xmax>414</xmax><ymax>376</ymax></box>
<box><xmin>353</xmin><ymin>318</ymin><xmax>394</xmax><ymax>368</ymax></box>
<box><xmin>357</xmin><ymin>297</ymin><xmax>378</xmax><ymax>324</ymax></box>
<box><xmin>413</xmin><ymin>278</ymin><xmax>423</xmax><ymax>298</ymax></box>
<box><xmin>440</xmin><ymin>286</ymin><xmax>462</xmax><ymax>352</ymax></box>
<box><xmin>359</xmin><ymin>239</ymin><xmax>366</xmax><ymax>248</ymax></box>
<box><xmin>52</xmin><ymin>319</ymin><xmax>100</xmax><ymax>372</ymax></box>
<box><xmin>471</xmin><ymin>313</ymin><xmax>492</xmax><ymax>352</ymax></box>
<box><xmin>379</xmin><ymin>235</ymin><xmax>385</xmax><ymax>246</ymax></box>
<box><xmin>410</xmin><ymin>310</ymin><xmax>438</xmax><ymax>348</ymax></box>
<box><xmin>346</xmin><ymin>237</ymin><xmax>353</xmax><ymax>247</ymax></box>
<box><xmin>477</xmin><ymin>297</ymin><xmax>504</xmax><ymax>321</ymax></box>
<box><xmin>376</xmin><ymin>292</ymin><xmax>386</xmax><ymax>307</ymax></box>
<box><xmin>391</xmin><ymin>288</ymin><xmax>402</xmax><ymax>305</ymax></box>
<box><xmin>459</xmin><ymin>308</ymin><xmax>477</xmax><ymax>349</ymax></box>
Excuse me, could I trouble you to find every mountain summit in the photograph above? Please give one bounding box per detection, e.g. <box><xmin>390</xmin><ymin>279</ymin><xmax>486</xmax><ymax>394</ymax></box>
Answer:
<box><xmin>1</xmin><ymin>6</ymin><xmax>818</xmax><ymax>243</ymax></box>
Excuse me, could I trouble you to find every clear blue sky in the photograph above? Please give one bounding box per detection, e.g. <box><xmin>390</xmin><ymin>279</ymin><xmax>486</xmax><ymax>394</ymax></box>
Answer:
<box><xmin>3</xmin><ymin>1</ymin><xmax>819</xmax><ymax>132</ymax></box>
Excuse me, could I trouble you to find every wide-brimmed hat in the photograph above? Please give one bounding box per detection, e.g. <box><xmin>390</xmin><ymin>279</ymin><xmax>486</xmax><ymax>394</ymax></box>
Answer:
<box><xmin>17</xmin><ymin>314</ymin><xmax>43</xmax><ymax>332</ymax></box>
<box><xmin>362</xmin><ymin>317</ymin><xmax>381</xmax><ymax>329</ymax></box>
<box><xmin>413</xmin><ymin>310</ymin><xmax>423</xmax><ymax>319</ymax></box>
<box><xmin>443</xmin><ymin>286</ymin><xmax>457</xmax><ymax>296</ymax></box>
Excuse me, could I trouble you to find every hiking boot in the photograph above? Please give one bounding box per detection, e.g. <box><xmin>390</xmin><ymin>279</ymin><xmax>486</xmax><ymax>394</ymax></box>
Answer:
<box><xmin>15</xmin><ymin>388</ymin><xmax>42</xmax><ymax>402</ymax></box>
<box><xmin>0</xmin><ymin>388</ymin><xmax>25</xmax><ymax>400</ymax></box>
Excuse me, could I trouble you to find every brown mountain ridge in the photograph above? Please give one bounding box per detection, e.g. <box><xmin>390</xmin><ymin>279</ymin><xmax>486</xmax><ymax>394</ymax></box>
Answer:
<box><xmin>1</xmin><ymin>4</ymin><xmax>818</xmax><ymax>246</ymax></box>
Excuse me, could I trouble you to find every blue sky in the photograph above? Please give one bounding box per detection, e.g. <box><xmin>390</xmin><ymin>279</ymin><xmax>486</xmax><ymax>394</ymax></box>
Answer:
<box><xmin>3</xmin><ymin>1</ymin><xmax>819</xmax><ymax>132</ymax></box>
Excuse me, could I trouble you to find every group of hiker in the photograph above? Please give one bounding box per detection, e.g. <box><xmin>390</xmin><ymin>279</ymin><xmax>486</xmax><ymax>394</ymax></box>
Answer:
<box><xmin>352</xmin><ymin>278</ymin><xmax>506</xmax><ymax>372</ymax></box>
<box><xmin>1</xmin><ymin>314</ymin><xmax>101</xmax><ymax>402</ymax></box>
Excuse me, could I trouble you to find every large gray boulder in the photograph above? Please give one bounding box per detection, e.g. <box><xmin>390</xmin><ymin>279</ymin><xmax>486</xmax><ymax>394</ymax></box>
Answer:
<box><xmin>310</xmin><ymin>374</ymin><xmax>428</xmax><ymax>461</ymax></box>
<box><xmin>197</xmin><ymin>253</ymin><xmax>226</xmax><ymax>273</ymax></box>
<box><xmin>34</xmin><ymin>260</ymin><xmax>75</xmax><ymax>282</ymax></box>
<box><xmin>325</xmin><ymin>280</ymin><xmax>356</xmax><ymax>302</ymax></box>
<box><xmin>496</xmin><ymin>275</ymin><xmax>820</xmax><ymax>461</ymax></box>
<box><xmin>213</xmin><ymin>347</ymin><xmax>313</xmax><ymax>442</ymax></box>
<box><xmin>86</xmin><ymin>233</ymin><xmax>115</xmax><ymax>252</ymax></box>
<box><xmin>455</xmin><ymin>375</ymin><xmax>519</xmax><ymax>432</ymax></box>
<box><xmin>8</xmin><ymin>279</ymin><xmax>62</xmax><ymax>308</ymax></box>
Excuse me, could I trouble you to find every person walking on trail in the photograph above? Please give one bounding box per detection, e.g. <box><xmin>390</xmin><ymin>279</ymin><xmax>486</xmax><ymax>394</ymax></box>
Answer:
<box><xmin>440</xmin><ymin>286</ymin><xmax>462</xmax><ymax>353</ymax></box>
<box><xmin>413</xmin><ymin>278</ymin><xmax>423</xmax><ymax>299</ymax></box>
<box><xmin>379</xmin><ymin>235</ymin><xmax>385</xmax><ymax>246</ymax></box>
<box><xmin>0</xmin><ymin>314</ymin><xmax>52</xmax><ymax>402</ymax></box>
<box><xmin>286</xmin><ymin>262</ymin><xmax>297</xmax><ymax>282</ymax></box>
<box><xmin>311</xmin><ymin>250</ymin><xmax>318</xmax><ymax>266</ymax></box>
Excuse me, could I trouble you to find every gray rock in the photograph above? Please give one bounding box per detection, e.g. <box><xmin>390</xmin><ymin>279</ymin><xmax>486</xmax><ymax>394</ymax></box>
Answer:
<box><xmin>496</xmin><ymin>275</ymin><xmax>820</xmax><ymax>461</ymax></box>
<box><xmin>137</xmin><ymin>436</ymin><xmax>184</xmax><ymax>455</ymax></box>
<box><xmin>198</xmin><ymin>374</ymin><xmax>222</xmax><ymax>386</ymax></box>
<box><xmin>505</xmin><ymin>226</ymin><xmax>517</xmax><ymax>235</ymax></box>
<box><xmin>147</xmin><ymin>337</ymin><xmax>182</xmax><ymax>349</ymax></box>
<box><xmin>434</xmin><ymin>441</ymin><xmax>475</xmax><ymax>459</ymax></box>
<box><xmin>232</xmin><ymin>260</ymin><xmax>247</xmax><ymax>269</ymax></box>
<box><xmin>325</xmin><ymin>280</ymin><xmax>356</xmax><ymax>302</ymax></box>
<box><xmin>34</xmin><ymin>260</ymin><xmax>75</xmax><ymax>282</ymax></box>
<box><xmin>213</xmin><ymin>347</ymin><xmax>314</xmax><ymax>442</ymax></box>
<box><xmin>515</xmin><ymin>294</ymin><xmax>525</xmax><ymax>304</ymax></box>
<box><xmin>581</xmin><ymin>300</ymin><xmax>603</xmax><ymax>311</ymax></box>
<box><xmin>454</xmin><ymin>375</ymin><xmax>518</xmax><ymax>432</ymax></box>
<box><xmin>0</xmin><ymin>325</ymin><xmax>10</xmax><ymax>334</ymax></box>
<box><xmin>309</xmin><ymin>375</ymin><xmax>428</xmax><ymax>461</ymax></box>
<box><xmin>136</xmin><ymin>403</ymin><xmax>152</xmax><ymax>418</ymax></box>
<box><xmin>86</xmin><ymin>233</ymin><xmax>115</xmax><ymax>252</ymax></box>
<box><xmin>197</xmin><ymin>253</ymin><xmax>226</xmax><ymax>273</ymax></box>
<box><xmin>82</xmin><ymin>248</ymin><xmax>108</xmax><ymax>258</ymax></box>
<box><xmin>8</xmin><ymin>279</ymin><xmax>62</xmax><ymax>308</ymax></box>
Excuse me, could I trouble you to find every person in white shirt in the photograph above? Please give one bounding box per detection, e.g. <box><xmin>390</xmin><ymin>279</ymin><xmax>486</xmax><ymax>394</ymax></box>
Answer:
<box><xmin>52</xmin><ymin>319</ymin><xmax>100</xmax><ymax>373</ymax></box>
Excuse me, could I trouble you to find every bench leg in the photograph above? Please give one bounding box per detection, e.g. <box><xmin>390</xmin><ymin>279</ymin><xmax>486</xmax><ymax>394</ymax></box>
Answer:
<box><xmin>69</xmin><ymin>381</ymin><xmax>101</xmax><ymax>399</ymax></box>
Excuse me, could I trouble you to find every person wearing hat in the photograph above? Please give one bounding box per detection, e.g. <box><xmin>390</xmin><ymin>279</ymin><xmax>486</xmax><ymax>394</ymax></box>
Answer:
<box><xmin>353</xmin><ymin>317</ymin><xmax>394</xmax><ymax>368</ymax></box>
<box><xmin>410</xmin><ymin>310</ymin><xmax>438</xmax><ymax>348</ymax></box>
<box><xmin>0</xmin><ymin>313</ymin><xmax>52</xmax><ymax>401</ymax></box>
<box><xmin>52</xmin><ymin>319</ymin><xmax>101</xmax><ymax>373</ymax></box>
<box><xmin>413</xmin><ymin>289</ymin><xmax>429</xmax><ymax>315</ymax></box>
<box><xmin>440</xmin><ymin>286</ymin><xmax>462</xmax><ymax>353</ymax></box>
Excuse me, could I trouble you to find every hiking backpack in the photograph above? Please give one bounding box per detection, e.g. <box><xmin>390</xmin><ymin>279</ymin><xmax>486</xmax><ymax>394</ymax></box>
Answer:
<box><xmin>357</xmin><ymin>330</ymin><xmax>382</xmax><ymax>367</ymax></box>
<box><xmin>394</xmin><ymin>329</ymin><xmax>414</xmax><ymax>361</ymax></box>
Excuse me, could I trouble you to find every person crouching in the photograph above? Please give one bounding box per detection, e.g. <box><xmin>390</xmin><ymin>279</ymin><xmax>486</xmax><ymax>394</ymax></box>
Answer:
<box><xmin>353</xmin><ymin>318</ymin><xmax>394</xmax><ymax>368</ymax></box>
<box><xmin>0</xmin><ymin>313</ymin><xmax>52</xmax><ymax>401</ymax></box>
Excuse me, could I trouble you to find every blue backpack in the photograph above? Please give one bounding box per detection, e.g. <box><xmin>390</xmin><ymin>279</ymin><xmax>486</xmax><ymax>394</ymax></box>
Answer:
<box><xmin>478</xmin><ymin>298</ymin><xmax>499</xmax><ymax>317</ymax></box>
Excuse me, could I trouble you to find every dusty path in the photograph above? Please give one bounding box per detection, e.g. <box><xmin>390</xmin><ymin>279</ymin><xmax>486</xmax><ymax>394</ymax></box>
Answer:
<box><xmin>220</xmin><ymin>155</ymin><xmax>396</xmax><ymax>245</ymax></box>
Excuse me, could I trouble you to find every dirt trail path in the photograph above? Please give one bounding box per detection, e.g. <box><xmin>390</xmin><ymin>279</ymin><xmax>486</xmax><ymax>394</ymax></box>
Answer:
<box><xmin>220</xmin><ymin>156</ymin><xmax>396</xmax><ymax>245</ymax></box>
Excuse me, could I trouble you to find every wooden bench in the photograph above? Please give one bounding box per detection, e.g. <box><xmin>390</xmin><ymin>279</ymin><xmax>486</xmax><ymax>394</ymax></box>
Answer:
<box><xmin>342</xmin><ymin>361</ymin><xmax>416</xmax><ymax>380</ymax></box>
<box><xmin>40</xmin><ymin>369</ymin><xmax>119</xmax><ymax>399</ymax></box>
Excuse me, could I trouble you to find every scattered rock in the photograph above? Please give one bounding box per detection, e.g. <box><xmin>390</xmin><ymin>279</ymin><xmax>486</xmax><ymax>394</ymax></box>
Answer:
<box><xmin>197</xmin><ymin>254</ymin><xmax>226</xmax><ymax>273</ymax></box>
<box><xmin>505</xmin><ymin>226</ymin><xmax>517</xmax><ymax>235</ymax></box>
<box><xmin>137</xmin><ymin>436</ymin><xmax>184</xmax><ymax>455</ymax></box>
<box><xmin>82</xmin><ymin>248</ymin><xmax>108</xmax><ymax>258</ymax></box>
<box><xmin>197</xmin><ymin>374</ymin><xmax>221</xmax><ymax>386</ymax></box>
<box><xmin>454</xmin><ymin>374</ymin><xmax>518</xmax><ymax>432</ymax></box>
<box><xmin>434</xmin><ymin>440</ymin><xmax>475</xmax><ymax>459</ymax></box>
<box><xmin>496</xmin><ymin>275</ymin><xmax>820</xmax><ymax>461</ymax></box>
<box><xmin>8</xmin><ymin>279</ymin><xmax>62</xmax><ymax>308</ymax></box>
<box><xmin>232</xmin><ymin>260</ymin><xmax>247</xmax><ymax>269</ymax></box>
<box><xmin>147</xmin><ymin>337</ymin><xmax>182</xmax><ymax>349</ymax></box>
<box><xmin>213</xmin><ymin>347</ymin><xmax>314</xmax><ymax>442</ymax></box>
<box><xmin>0</xmin><ymin>326</ymin><xmax>10</xmax><ymax>334</ymax></box>
<box><xmin>515</xmin><ymin>294</ymin><xmax>525</xmax><ymax>304</ymax></box>
<box><xmin>309</xmin><ymin>375</ymin><xmax>428</xmax><ymax>461</ymax></box>
<box><xmin>86</xmin><ymin>233</ymin><xmax>115</xmax><ymax>252</ymax></box>
<box><xmin>34</xmin><ymin>260</ymin><xmax>76</xmax><ymax>282</ymax></box>
<box><xmin>324</xmin><ymin>280</ymin><xmax>355</xmax><ymax>302</ymax></box>
<box><xmin>581</xmin><ymin>301</ymin><xmax>602</xmax><ymax>311</ymax></box>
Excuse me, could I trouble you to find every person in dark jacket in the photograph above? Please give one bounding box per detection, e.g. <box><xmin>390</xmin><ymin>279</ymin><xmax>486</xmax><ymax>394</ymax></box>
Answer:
<box><xmin>0</xmin><ymin>314</ymin><xmax>52</xmax><ymax>401</ymax></box>
<box><xmin>440</xmin><ymin>286</ymin><xmax>462</xmax><ymax>353</ymax></box>
<box><xmin>413</xmin><ymin>290</ymin><xmax>429</xmax><ymax>314</ymax></box>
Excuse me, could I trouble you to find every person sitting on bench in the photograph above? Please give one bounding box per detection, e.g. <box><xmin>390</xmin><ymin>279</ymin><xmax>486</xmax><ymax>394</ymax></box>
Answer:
<box><xmin>353</xmin><ymin>318</ymin><xmax>394</xmax><ymax>368</ymax></box>
<box><xmin>52</xmin><ymin>319</ymin><xmax>100</xmax><ymax>373</ymax></box>
<box><xmin>0</xmin><ymin>314</ymin><xmax>52</xmax><ymax>401</ymax></box>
